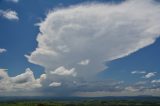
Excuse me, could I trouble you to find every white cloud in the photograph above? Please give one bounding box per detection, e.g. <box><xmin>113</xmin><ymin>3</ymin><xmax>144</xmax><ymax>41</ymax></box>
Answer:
<box><xmin>25</xmin><ymin>0</ymin><xmax>160</xmax><ymax>96</ymax></box>
<box><xmin>0</xmin><ymin>9</ymin><xmax>19</xmax><ymax>20</ymax></box>
<box><xmin>151</xmin><ymin>79</ymin><xmax>160</xmax><ymax>83</ymax></box>
<box><xmin>6</xmin><ymin>0</ymin><xmax>19</xmax><ymax>3</ymax></box>
<box><xmin>125</xmin><ymin>86</ymin><xmax>140</xmax><ymax>92</ymax></box>
<box><xmin>11</xmin><ymin>68</ymin><xmax>34</xmax><ymax>83</ymax></box>
<box><xmin>49</xmin><ymin>82</ymin><xmax>61</xmax><ymax>87</ymax></box>
<box><xmin>27</xmin><ymin>0</ymin><xmax>160</xmax><ymax>77</ymax></box>
<box><xmin>39</xmin><ymin>74</ymin><xmax>47</xmax><ymax>83</ymax></box>
<box><xmin>0</xmin><ymin>68</ymin><xmax>44</xmax><ymax>92</ymax></box>
<box><xmin>74</xmin><ymin>85</ymin><xmax>160</xmax><ymax>97</ymax></box>
<box><xmin>51</xmin><ymin>66</ymin><xmax>77</xmax><ymax>77</ymax></box>
<box><xmin>78</xmin><ymin>59</ymin><xmax>90</xmax><ymax>66</ymax></box>
<box><xmin>0</xmin><ymin>48</ymin><xmax>7</xmax><ymax>53</ymax></box>
<box><xmin>131</xmin><ymin>71</ymin><xmax>146</xmax><ymax>74</ymax></box>
<box><xmin>74</xmin><ymin>87</ymin><xmax>160</xmax><ymax>97</ymax></box>
<box><xmin>0</xmin><ymin>69</ymin><xmax>9</xmax><ymax>79</ymax></box>
<box><xmin>143</xmin><ymin>72</ymin><xmax>156</xmax><ymax>79</ymax></box>
<box><xmin>57</xmin><ymin>45</ymin><xmax>70</xmax><ymax>53</ymax></box>
<box><xmin>135</xmin><ymin>81</ymin><xmax>147</xmax><ymax>85</ymax></box>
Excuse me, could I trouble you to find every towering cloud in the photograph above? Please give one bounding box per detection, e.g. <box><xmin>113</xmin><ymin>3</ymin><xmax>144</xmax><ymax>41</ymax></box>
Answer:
<box><xmin>25</xmin><ymin>0</ymin><xmax>160</xmax><ymax>96</ymax></box>
<box><xmin>0</xmin><ymin>68</ymin><xmax>43</xmax><ymax>93</ymax></box>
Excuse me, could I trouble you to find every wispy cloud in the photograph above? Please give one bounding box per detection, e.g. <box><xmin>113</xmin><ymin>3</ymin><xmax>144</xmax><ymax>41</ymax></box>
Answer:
<box><xmin>6</xmin><ymin>0</ymin><xmax>19</xmax><ymax>3</ymax></box>
<box><xmin>131</xmin><ymin>71</ymin><xmax>146</xmax><ymax>74</ymax></box>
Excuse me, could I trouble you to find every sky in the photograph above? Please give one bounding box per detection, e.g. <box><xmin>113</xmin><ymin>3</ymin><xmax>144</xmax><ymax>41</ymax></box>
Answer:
<box><xmin>0</xmin><ymin>0</ymin><xmax>160</xmax><ymax>97</ymax></box>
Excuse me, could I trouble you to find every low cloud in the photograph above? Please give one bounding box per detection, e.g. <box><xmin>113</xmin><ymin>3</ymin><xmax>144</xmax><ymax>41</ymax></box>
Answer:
<box><xmin>0</xmin><ymin>9</ymin><xmax>19</xmax><ymax>21</ymax></box>
<box><xmin>135</xmin><ymin>81</ymin><xmax>147</xmax><ymax>85</ymax></box>
<box><xmin>51</xmin><ymin>66</ymin><xmax>77</xmax><ymax>77</ymax></box>
<box><xmin>0</xmin><ymin>68</ymin><xmax>44</xmax><ymax>92</ymax></box>
<box><xmin>74</xmin><ymin>87</ymin><xmax>160</xmax><ymax>97</ymax></box>
<box><xmin>78</xmin><ymin>59</ymin><xmax>90</xmax><ymax>66</ymax></box>
<box><xmin>143</xmin><ymin>72</ymin><xmax>156</xmax><ymax>79</ymax></box>
<box><xmin>125</xmin><ymin>86</ymin><xmax>140</xmax><ymax>92</ymax></box>
<box><xmin>49</xmin><ymin>82</ymin><xmax>61</xmax><ymax>87</ymax></box>
<box><xmin>0</xmin><ymin>48</ymin><xmax>7</xmax><ymax>54</ymax></box>
<box><xmin>151</xmin><ymin>79</ymin><xmax>160</xmax><ymax>83</ymax></box>
<box><xmin>0</xmin><ymin>69</ymin><xmax>8</xmax><ymax>79</ymax></box>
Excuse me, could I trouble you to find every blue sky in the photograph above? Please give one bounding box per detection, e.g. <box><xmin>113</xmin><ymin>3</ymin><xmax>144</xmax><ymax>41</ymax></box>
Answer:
<box><xmin>101</xmin><ymin>37</ymin><xmax>160</xmax><ymax>83</ymax></box>
<box><xmin>0</xmin><ymin>0</ymin><xmax>160</xmax><ymax>97</ymax></box>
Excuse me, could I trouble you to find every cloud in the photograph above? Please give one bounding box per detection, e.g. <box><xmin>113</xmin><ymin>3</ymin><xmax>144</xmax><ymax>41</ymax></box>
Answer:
<box><xmin>6</xmin><ymin>0</ymin><xmax>19</xmax><ymax>3</ymax></box>
<box><xmin>0</xmin><ymin>68</ymin><xmax>43</xmax><ymax>92</ymax></box>
<box><xmin>49</xmin><ymin>82</ymin><xmax>61</xmax><ymax>87</ymax></box>
<box><xmin>74</xmin><ymin>81</ymin><xmax>160</xmax><ymax>97</ymax></box>
<box><xmin>143</xmin><ymin>72</ymin><xmax>156</xmax><ymax>79</ymax></box>
<box><xmin>0</xmin><ymin>48</ymin><xmax>7</xmax><ymax>54</ymax></box>
<box><xmin>72</xmin><ymin>80</ymin><xmax>124</xmax><ymax>92</ymax></box>
<box><xmin>151</xmin><ymin>79</ymin><xmax>160</xmax><ymax>83</ymax></box>
<box><xmin>125</xmin><ymin>86</ymin><xmax>140</xmax><ymax>92</ymax></box>
<box><xmin>131</xmin><ymin>71</ymin><xmax>146</xmax><ymax>74</ymax></box>
<box><xmin>41</xmin><ymin>79</ymin><xmax>125</xmax><ymax>96</ymax></box>
<box><xmin>24</xmin><ymin>0</ymin><xmax>160</xmax><ymax>96</ymax></box>
<box><xmin>11</xmin><ymin>68</ymin><xmax>38</xmax><ymax>84</ymax></box>
<box><xmin>0</xmin><ymin>9</ymin><xmax>19</xmax><ymax>21</ymax></box>
<box><xmin>78</xmin><ymin>59</ymin><xmax>90</xmax><ymax>66</ymax></box>
<box><xmin>131</xmin><ymin>71</ymin><xmax>157</xmax><ymax>79</ymax></box>
<box><xmin>135</xmin><ymin>81</ymin><xmax>147</xmax><ymax>85</ymax></box>
<box><xmin>39</xmin><ymin>74</ymin><xmax>47</xmax><ymax>83</ymax></box>
<box><xmin>51</xmin><ymin>66</ymin><xmax>77</xmax><ymax>77</ymax></box>
<box><xmin>27</xmin><ymin>0</ymin><xmax>160</xmax><ymax>75</ymax></box>
<box><xmin>0</xmin><ymin>69</ymin><xmax>8</xmax><ymax>80</ymax></box>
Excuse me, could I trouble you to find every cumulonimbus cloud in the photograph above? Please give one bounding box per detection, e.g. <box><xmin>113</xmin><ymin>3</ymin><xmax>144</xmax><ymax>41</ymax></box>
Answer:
<box><xmin>24</xmin><ymin>0</ymin><xmax>160</xmax><ymax>96</ymax></box>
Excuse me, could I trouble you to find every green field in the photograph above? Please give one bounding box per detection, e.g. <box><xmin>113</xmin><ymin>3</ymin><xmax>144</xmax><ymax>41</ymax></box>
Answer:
<box><xmin>0</xmin><ymin>100</ymin><xmax>160</xmax><ymax>106</ymax></box>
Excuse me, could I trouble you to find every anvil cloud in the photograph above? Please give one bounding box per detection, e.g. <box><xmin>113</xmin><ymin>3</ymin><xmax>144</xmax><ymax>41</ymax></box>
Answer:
<box><xmin>13</xmin><ymin>0</ymin><xmax>160</xmax><ymax>96</ymax></box>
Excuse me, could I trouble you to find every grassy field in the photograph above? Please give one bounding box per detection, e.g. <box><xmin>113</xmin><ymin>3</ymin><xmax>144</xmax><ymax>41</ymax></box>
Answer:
<box><xmin>0</xmin><ymin>99</ymin><xmax>160</xmax><ymax>106</ymax></box>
